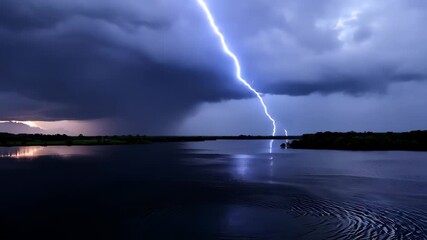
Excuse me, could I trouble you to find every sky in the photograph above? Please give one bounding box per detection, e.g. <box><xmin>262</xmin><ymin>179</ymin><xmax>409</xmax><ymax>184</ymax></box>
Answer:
<box><xmin>1</xmin><ymin>0</ymin><xmax>427</xmax><ymax>136</ymax></box>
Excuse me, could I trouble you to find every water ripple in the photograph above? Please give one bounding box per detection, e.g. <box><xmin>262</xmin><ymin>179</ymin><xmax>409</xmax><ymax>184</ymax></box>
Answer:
<box><xmin>238</xmin><ymin>192</ymin><xmax>427</xmax><ymax>240</ymax></box>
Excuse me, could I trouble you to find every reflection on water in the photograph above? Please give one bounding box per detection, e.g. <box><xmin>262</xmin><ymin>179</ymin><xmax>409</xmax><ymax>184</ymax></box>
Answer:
<box><xmin>269</xmin><ymin>139</ymin><xmax>274</xmax><ymax>154</ymax></box>
<box><xmin>1</xmin><ymin>141</ymin><xmax>427</xmax><ymax>239</ymax></box>
<box><xmin>0</xmin><ymin>146</ymin><xmax>96</xmax><ymax>159</ymax></box>
<box><xmin>0</xmin><ymin>146</ymin><xmax>44</xmax><ymax>159</ymax></box>
<box><xmin>235</xmin><ymin>154</ymin><xmax>251</xmax><ymax>178</ymax></box>
<box><xmin>180</xmin><ymin>140</ymin><xmax>427</xmax><ymax>239</ymax></box>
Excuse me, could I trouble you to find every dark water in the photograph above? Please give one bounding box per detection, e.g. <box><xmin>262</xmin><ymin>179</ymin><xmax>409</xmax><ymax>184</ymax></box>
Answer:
<box><xmin>1</xmin><ymin>141</ymin><xmax>427</xmax><ymax>239</ymax></box>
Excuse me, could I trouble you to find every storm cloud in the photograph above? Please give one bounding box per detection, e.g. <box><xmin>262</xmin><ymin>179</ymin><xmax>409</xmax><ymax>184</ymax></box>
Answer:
<box><xmin>0</xmin><ymin>0</ymin><xmax>426</xmax><ymax>134</ymax></box>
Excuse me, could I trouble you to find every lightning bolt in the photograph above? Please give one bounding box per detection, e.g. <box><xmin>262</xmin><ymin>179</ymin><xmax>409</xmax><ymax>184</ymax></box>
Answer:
<box><xmin>196</xmin><ymin>0</ymin><xmax>277</xmax><ymax>137</ymax></box>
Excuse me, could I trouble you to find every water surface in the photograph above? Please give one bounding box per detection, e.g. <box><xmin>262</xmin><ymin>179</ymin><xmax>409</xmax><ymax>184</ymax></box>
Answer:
<box><xmin>1</xmin><ymin>141</ymin><xmax>427</xmax><ymax>239</ymax></box>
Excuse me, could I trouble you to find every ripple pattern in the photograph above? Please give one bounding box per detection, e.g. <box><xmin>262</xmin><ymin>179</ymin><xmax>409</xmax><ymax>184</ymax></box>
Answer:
<box><xmin>237</xmin><ymin>192</ymin><xmax>427</xmax><ymax>240</ymax></box>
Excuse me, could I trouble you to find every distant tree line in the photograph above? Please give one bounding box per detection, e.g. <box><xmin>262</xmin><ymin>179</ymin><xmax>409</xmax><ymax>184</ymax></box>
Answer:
<box><xmin>0</xmin><ymin>133</ymin><xmax>294</xmax><ymax>147</ymax></box>
<box><xmin>289</xmin><ymin>131</ymin><xmax>427</xmax><ymax>151</ymax></box>
<box><xmin>0</xmin><ymin>133</ymin><xmax>149</xmax><ymax>146</ymax></box>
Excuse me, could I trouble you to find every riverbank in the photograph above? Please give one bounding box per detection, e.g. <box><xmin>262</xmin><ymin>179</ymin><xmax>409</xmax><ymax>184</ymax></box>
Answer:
<box><xmin>0</xmin><ymin>133</ymin><xmax>298</xmax><ymax>147</ymax></box>
<box><xmin>288</xmin><ymin>131</ymin><xmax>427</xmax><ymax>151</ymax></box>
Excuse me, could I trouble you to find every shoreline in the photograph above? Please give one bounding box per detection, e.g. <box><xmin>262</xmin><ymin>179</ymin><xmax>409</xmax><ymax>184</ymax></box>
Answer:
<box><xmin>0</xmin><ymin>133</ymin><xmax>298</xmax><ymax>147</ymax></box>
<box><xmin>288</xmin><ymin>131</ymin><xmax>427</xmax><ymax>151</ymax></box>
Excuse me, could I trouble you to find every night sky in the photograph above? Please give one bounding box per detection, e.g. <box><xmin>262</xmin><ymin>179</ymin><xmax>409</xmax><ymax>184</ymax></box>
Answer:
<box><xmin>1</xmin><ymin>0</ymin><xmax>427</xmax><ymax>135</ymax></box>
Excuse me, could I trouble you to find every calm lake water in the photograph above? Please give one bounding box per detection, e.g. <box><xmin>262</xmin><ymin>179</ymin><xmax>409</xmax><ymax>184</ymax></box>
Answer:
<box><xmin>1</xmin><ymin>140</ymin><xmax>427</xmax><ymax>239</ymax></box>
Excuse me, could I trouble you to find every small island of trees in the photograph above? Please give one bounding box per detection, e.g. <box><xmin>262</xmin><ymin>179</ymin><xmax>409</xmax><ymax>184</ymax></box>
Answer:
<box><xmin>287</xmin><ymin>131</ymin><xmax>427</xmax><ymax>151</ymax></box>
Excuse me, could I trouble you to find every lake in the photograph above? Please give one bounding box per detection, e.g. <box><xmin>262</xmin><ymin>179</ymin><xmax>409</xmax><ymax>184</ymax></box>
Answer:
<box><xmin>1</xmin><ymin>140</ymin><xmax>427</xmax><ymax>239</ymax></box>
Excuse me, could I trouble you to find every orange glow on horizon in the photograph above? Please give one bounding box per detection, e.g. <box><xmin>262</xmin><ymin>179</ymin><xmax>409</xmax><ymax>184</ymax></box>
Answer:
<box><xmin>0</xmin><ymin>120</ymin><xmax>43</xmax><ymax>129</ymax></box>
<box><xmin>0</xmin><ymin>119</ymin><xmax>107</xmax><ymax>136</ymax></box>
<box><xmin>18</xmin><ymin>121</ymin><xmax>43</xmax><ymax>129</ymax></box>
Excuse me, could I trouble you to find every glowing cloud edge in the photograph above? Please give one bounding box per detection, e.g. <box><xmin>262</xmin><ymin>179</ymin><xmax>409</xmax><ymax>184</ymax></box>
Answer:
<box><xmin>196</xmin><ymin>0</ymin><xmax>277</xmax><ymax>137</ymax></box>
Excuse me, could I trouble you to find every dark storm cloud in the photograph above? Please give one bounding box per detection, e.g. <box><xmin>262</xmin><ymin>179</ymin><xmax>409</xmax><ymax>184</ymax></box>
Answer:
<box><xmin>1</xmin><ymin>0</ymin><xmax>427</xmax><ymax>134</ymax></box>
<box><xmin>0</xmin><ymin>0</ymin><xmax>249</xmax><ymax>134</ymax></box>
<box><xmin>265</xmin><ymin>72</ymin><xmax>427</xmax><ymax>96</ymax></box>
<box><xmin>208</xmin><ymin>0</ymin><xmax>427</xmax><ymax>95</ymax></box>
<box><xmin>0</xmin><ymin>0</ymin><xmax>171</xmax><ymax>31</ymax></box>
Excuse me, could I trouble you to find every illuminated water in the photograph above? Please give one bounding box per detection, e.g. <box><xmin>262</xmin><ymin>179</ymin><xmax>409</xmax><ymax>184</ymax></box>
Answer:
<box><xmin>1</xmin><ymin>141</ymin><xmax>427</xmax><ymax>239</ymax></box>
